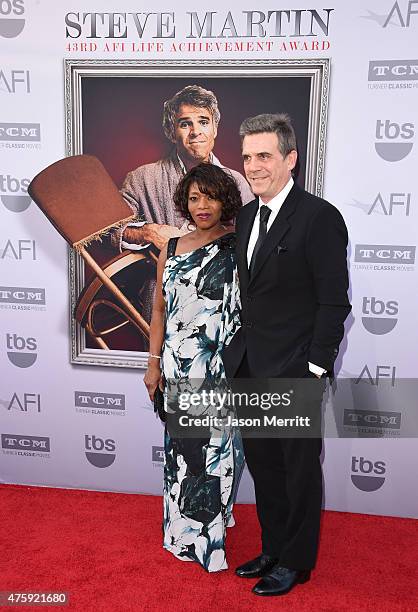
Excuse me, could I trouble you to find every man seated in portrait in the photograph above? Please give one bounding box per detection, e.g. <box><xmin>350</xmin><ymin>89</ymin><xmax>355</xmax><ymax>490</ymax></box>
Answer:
<box><xmin>110</xmin><ymin>84</ymin><xmax>253</xmax><ymax>323</ymax></box>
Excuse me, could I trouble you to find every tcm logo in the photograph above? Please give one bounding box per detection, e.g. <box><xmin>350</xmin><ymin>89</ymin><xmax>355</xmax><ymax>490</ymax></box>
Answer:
<box><xmin>0</xmin><ymin>123</ymin><xmax>40</xmax><ymax>142</ymax></box>
<box><xmin>0</xmin><ymin>0</ymin><xmax>25</xmax><ymax>38</ymax></box>
<box><xmin>375</xmin><ymin>120</ymin><xmax>414</xmax><ymax>161</ymax></box>
<box><xmin>152</xmin><ymin>446</ymin><xmax>164</xmax><ymax>463</ymax></box>
<box><xmin>351</xmin><ymin>457</ymin><xmax>386</xmax><ymax>492</ymax></box>
<box><xmin>0</xmin><ymin>287</ymin><xmax>46</xmax><ymax>306</ymax></box>
<box><xmin>355</xmin><ymin>364</ymin><xmax>396</xmax><ymax>387</ymax></box>
<box><xmin>362</xmin><ymin>297</ymin><xmax>398</xmax><ymax>335</ymax></box>
<box><xmin>6</xmin><ymin>333</ymin><xmax>37</xmax><ymax>368</ymax></box>
<box><xmin>344</xmin><ymin>410</ymin><xmax>401</xmax><ymax>430</ymax></box>
<box><xmin>1</xmin><ymin>434</ymin><xmax>50</xmax><ymax>453</ymax></box>
<box><xmin>75</xmin><ymin>392</ymin><xmax>125</xmax><ymax>410</ymax></box>
<box><xmin>368</xmin><ymin>60</ymin><xmax>418</xmax><ymax>82</ymax></box>
<box><xmin>6</xmin><ymin>392</ymin><xmax>41</xmax><ymax>413</ymax></box>
<box><xmin>85</xmin><ymin>435</ymin><xmax>116</xmax><ymax>468</ymax></box>
<box><xmin>0</xmin><ymin>174</ymin><xmax>31</xmax><ymax>212</ymax></box>
<box><xmin>354</xmin><ymin>244</ymin><xmax>416</xmax><ymax>264</ymax></box>
<box><xmin>0</xmin><ymin>239</ymin><xmax>36</xmax><ymax>260</ymax></box>
<box><xmin>0</xmin><ymin>69</ymin><xmax>30</xmax><ymax>93</ymax></box>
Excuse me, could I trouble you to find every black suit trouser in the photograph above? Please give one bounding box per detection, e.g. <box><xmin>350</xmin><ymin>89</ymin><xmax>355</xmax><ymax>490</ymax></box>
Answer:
<box><xmin>236</xmin><ymin>354</ymin><xmax>323</xmax><ymax>570</ymax></box>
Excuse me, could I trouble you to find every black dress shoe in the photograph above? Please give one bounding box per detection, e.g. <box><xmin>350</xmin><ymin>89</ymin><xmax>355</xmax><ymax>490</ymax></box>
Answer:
<box><xmin>252</xmin><ymin>565</ymin><xmax>311</xmax><ymax>596</ymax></box>
<box><xmin>235</xmin><ymin>554</ymin><xmax>279</xmax><ymax>578</ymax></box>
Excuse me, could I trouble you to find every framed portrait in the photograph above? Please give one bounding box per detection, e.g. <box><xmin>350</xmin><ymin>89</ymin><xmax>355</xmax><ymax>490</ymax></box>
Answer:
<box><xmin>65</xmin><ymin>58</ymin><xmax>330</xmax><ymax>368</ymax></box>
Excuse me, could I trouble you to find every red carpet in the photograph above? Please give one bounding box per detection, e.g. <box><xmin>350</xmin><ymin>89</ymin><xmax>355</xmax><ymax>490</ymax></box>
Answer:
<box><xmin>0</xmin><ymin>484</ymin><xmax>417</xmax><ymax>611</ymax></box>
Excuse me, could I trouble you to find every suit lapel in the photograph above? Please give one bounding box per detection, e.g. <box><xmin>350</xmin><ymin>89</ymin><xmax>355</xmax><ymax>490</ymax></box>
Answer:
<box><xmin>249</xmin><ymin>183</ymin><xmax>302</xmax><ymax>284</ymax></box>
<box><xmin>237</xmin><ymin>198</ymin><xmax>258</xmax><ymax>287</ymax></box>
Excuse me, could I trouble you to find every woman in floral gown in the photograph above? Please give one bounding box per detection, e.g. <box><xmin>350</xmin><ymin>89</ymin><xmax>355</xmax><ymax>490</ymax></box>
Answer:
<box><xmin>144</xmin><ymin>163</ymin><xmax>245</xmax><ymax>572</ymax></box>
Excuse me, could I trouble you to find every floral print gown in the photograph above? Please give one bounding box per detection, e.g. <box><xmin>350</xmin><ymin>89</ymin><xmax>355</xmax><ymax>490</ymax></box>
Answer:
<box><xmin>161</xmin><ymin>233</ymin><xmax>244</xmax><ymax>572</ymax></box>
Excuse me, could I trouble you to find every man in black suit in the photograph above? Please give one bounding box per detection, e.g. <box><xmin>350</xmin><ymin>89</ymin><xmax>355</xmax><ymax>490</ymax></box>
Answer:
<box><xmin>223</xmin><ymin>113</ymin><xmax>351</xmax><ymax>596</ymax></box>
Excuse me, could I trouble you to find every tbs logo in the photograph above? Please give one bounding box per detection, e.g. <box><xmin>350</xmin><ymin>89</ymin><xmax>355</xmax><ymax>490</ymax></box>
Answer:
<box><xmin>375</xmin><ymin>120</ymin><xmax>414</xmax><ymax>161</ymax></box>
<box><xmin>351</xmin><ymin>456</ymin><xmax>386</xmax><ymax>492</ymax></box>
<box><xmin>0</xmin><ymin>174</ymin><xmax>31</xmax><ymax>212</ymax></box>
<box><xmin>0</xmin><ymin>0</ymin><xmax>25</xmax><ymax>38</ymax></box>
<box><xmin>6</xmin><ymin>333</ymin><xmax>37</xmax><ymax>368</ymax></box>
<box><xmin>85</xmin><ymin>435</ymin><xmax>116</xmax><ymax>468</ymax></box>
<box><xmin>362</xmin><ymin>297</ymin><xmax>398</xmax><ymax>335</ymax></box>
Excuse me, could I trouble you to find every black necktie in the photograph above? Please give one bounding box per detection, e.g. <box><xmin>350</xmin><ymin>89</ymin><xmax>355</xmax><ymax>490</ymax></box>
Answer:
<box><xmin>249</xmin><ymin>205</ymin><xmax>271</xmax><ymax>275</ymax></box>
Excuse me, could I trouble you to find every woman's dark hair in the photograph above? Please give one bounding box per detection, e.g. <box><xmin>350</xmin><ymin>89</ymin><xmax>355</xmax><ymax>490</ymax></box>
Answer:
<box><xmin>174</xmin><ymin>163</ymin><xmax>243</xmax><ymax>223</ymax></box>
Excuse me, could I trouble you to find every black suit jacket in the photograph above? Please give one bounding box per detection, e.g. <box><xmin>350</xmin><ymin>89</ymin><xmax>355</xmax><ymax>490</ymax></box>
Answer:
<box><xmin>222</xmin><ymin>182</ymin><xmax>351</xmax><ymax>378</ymax></box>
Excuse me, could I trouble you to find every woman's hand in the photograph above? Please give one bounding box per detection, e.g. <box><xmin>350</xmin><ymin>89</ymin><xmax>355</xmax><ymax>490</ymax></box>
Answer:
<box><xmin>144</xmin><ymin>361</ymin><xmax>163</xmax><ymax>401</ymax></box>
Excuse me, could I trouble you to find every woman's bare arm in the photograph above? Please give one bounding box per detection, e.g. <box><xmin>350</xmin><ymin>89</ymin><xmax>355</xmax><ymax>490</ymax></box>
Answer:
<box><xmin>143</xmin><ymin>245</ymin><xmax>167</xmax><ymax>400</ymax></box>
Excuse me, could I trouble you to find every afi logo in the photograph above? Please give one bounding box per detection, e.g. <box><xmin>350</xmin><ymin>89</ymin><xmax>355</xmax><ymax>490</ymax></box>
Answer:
<box><xmin>0</xmin><ymin>69</ymin><xmax>30</xmax><ymax>93</ymax></box>
<box><xmin>375</xmin><ymin>120</ymin><xmax>414</xmax><ymax>161</ymax></box>
<box><xmin>351</xmin><ymin>456</ymin><xmax>386</xmax><ymax>491</ymax></box>
<box><xmin>0</xmin><ymin>239</ymin><xmax>36</xmax><ymax>260</ymax></box>
<box><xmin>383</xmin><ymin>1</ymin><xmax>418</xmax><ymax>27</ymax></box>
<box><xmin>361</xmin><ymin>297</ymin><xmax>398</xmax><ymax>335</ymax></box>
<box><xmin>0</xmin><ymin>0</ymin><xmax>25</xmax><ymax>38</ymax></box>
<box><xmin>355</xmin><ymin>364</ymin><xmax>396</xmax><ymax>386</ymax></box>
<box><xmin>7</xmin><ymin>392</ymin><xmax>41</xmax><ymax>412</ymax></box>
<box><xmin>368</xmin><ymin>193</ymin><xmax>411</xmax><ymax>216</ymax></box>
<box><xmin>6</xmin><ymin>333</ymin><xmax>37</xmax><ymax>368</ymax></box>
<box><xmin>85</xmin><ymin>434</ymin><xmax>116</xmax><ymax>468</ymax></box>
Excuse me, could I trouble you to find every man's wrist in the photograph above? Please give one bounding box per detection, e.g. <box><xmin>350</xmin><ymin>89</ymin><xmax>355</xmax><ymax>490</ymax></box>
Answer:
<box><xmin>141</xmin><ymin>223</ymin><xmax>152</xmax><ymax>243</ymax></box>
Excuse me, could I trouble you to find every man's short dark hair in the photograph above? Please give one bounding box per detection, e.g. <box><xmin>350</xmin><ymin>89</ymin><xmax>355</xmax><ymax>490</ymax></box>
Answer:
<box><xmin>239</xmin><ymin>113</ymin><xmax>297</xmax><ymax>158</ymax></box>
<box><xmin>173</xmin><ymin>163</ymin><xmax>242</xmax><ymax>223</ymax></box>
<box><xmin>163</xmin><ymin>85</ymin><xmax>221</xmax><ymax>143</ymax></box>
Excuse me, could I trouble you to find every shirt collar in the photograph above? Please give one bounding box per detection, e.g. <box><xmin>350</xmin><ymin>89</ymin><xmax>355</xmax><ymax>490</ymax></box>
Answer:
<box><xmin>176</xmin><ymin>152</ymin><xmax>222</xmax><ymax>174</ymax></box>
<box><xmin>258</xmin><ymin>176</ymin><xmax>294</xmax><ymax>212</ymax></box>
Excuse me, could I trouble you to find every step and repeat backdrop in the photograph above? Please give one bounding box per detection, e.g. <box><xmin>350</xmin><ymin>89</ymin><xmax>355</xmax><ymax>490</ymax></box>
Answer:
<box><xmin>1</xmin><ymin>0</ymin><xmax>418</xmax><ymax>518</ymax></box>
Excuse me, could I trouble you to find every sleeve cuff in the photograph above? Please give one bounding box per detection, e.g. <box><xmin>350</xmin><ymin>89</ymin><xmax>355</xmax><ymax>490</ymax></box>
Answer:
<box><xmin>308</xmin><ymin>362</ymin><xmax>327</xmax><ymax>377</ymax></box>
<box><xmin>121</xmin><ymin>221</ymin><xmax>150</xmax><ymax>251</ymax></box>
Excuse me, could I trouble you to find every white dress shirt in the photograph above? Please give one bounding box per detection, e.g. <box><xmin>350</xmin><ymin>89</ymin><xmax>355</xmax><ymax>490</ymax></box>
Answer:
<box><xmin>246</xmin><ymin>176</ymin><xmax>325</xmax><ymax>378</ymax></box>
<box><xmin>246</xmin><ymin>177</ymin><xmax>294</xmax><ymax>267</ymax></box>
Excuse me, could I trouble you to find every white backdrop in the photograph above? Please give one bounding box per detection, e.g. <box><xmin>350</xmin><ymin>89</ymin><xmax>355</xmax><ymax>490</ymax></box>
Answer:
<box><xmin>1</xmin><ymin>0</ymin><xmax>418</xmax><ymax>518</ymax></box>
